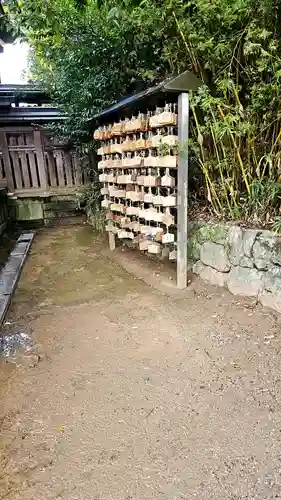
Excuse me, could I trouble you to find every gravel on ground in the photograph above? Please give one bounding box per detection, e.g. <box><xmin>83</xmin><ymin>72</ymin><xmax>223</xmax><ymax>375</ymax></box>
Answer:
<box><xmin>1</xmin><ymin>226</ymin><xmax>281</xmax><ymax>500</ymax></box>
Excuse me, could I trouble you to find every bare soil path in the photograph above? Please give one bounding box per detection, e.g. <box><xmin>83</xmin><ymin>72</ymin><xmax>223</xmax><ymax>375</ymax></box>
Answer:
<box><xmin>1</xmin><ymin>226</ymin><xmax>281</xmax><ymax>500</ymax></box>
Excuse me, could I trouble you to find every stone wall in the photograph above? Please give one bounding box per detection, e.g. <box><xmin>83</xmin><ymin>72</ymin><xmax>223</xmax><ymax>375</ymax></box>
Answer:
<box><xmin>8</xmin><ymin>196</ymin><xmax>83</xmax><ymax>226</ymax></box>
<box><xmin>188</xmin><ymin>222</ymin><xmax>281</xmax><ymax>314</ymax></box>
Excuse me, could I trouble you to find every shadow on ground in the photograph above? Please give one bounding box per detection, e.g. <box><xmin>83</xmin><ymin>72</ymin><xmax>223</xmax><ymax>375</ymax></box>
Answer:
<box><xmin>10</xmin><ymin>226</ymin><xmax>145</xmax><ymax>316</ymax></box>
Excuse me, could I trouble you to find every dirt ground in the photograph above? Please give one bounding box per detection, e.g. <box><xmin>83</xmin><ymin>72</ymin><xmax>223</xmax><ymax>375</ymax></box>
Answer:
<box><xmin>1</xmin><ymin>225</ymin><xmax>281</xmax><ymax>500</ymax></box>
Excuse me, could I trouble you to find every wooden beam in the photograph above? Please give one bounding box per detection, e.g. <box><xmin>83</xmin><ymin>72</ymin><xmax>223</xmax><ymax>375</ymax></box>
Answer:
<box><xmin>0</xmin><ymin>127</ymin><xmax>35</xmax><ymax>133</ymax></box>
<box><xmin>0</xmin><ymin>131</ymin><xmax>14</xmax><ymax>191</ymax></box>
<box><xmin>8</xmin><ymin>186</ymin><xmax>77</xmax><ymax>198</ymax></box>
<box><xmin>46</xmin><ymin>150</ymin><xmax>58</xmax><ymax>187</ymax></box>
<box><xmin>7</xmin><ymin>145</ymin><xmax>35</xmax><ymax>152</ymax></box>
<box><xmin>73</xmin><ymin>154</ymin><xmax>83</xmax><ymax>186</ymax></box>
<box><xmin>26</xmin><ymin>134</ymin><xmax>39</xmax><ymax>188</ymax></box>
<box><xmin>18</xmin><ymin>134</ymin><xmax>31</xmax><ymax>189</ymax></box>
<box><xmin>64</xmin><ymin>150</ymin><xmax>74</xmax><ymax>187</ymax></box>
<box><xmin>55</xmin><ymin>151</ymin><xmax>65</xmax><ymax>187</ymax></box>
<box><xmin>34</xmin><ymin>130</ymin><xmax>48</xmax><ymax>189</ymax></box>
<box><xmin>9</xmin><ymin>136</ymin><xmax>23</xmax><ymax>189</ymax></box>
<box><xmin>177</xmin><ymin>92</ymin><xmax>189</xmax><ymax>289</ymax></box>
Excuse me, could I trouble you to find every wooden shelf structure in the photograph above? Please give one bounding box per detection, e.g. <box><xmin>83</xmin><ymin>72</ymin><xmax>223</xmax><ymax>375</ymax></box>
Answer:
<box><xmin>93</xmin><ymin>70</ymin><xmax>203</xmax><ymax>289</ymax></box>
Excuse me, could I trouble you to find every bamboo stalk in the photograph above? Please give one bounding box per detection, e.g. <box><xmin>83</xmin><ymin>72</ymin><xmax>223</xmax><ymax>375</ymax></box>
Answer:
<box><xmin>172</xmin><ymin>11</ymin><xmax>203</xmax><ymax>79</ymax></box>
<box><xmin>210</xmin><ymin>124</ymin><xmax>233</xmax><ymax>214</ymax></box>
<box><xmin>218</xmin><ymin>105</ymin><xmax>251</xmax><ymax>195</ymax></box>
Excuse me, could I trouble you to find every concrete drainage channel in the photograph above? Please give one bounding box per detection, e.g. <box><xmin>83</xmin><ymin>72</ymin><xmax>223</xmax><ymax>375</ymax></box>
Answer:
<box><xmin>0</xmin><ymin>232</ymin><xmax>35</xmax><ymax>327</ymax></box>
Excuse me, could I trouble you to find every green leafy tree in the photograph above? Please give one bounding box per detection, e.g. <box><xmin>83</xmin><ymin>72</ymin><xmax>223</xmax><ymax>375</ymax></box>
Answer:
<box><xmin>5</xmin><ymin>0</ymin><xmax>281</xmax><ymax>224</ymax></box>
<box><xmin>5</xmin><ymin>0</ymin><xmax>170</xmax><ymax>144</ymax></box>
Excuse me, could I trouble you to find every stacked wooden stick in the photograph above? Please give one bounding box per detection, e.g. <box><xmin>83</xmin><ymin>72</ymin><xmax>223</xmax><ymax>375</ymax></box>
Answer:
<box><xmin>94</xmin><ymin>104</ymin><xmax>179</xmax><ymax>259</ymax></box>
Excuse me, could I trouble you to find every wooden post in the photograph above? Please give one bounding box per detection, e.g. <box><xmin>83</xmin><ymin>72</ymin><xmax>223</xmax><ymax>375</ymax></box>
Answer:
<box><xmin>46</xmin><ymin>150</ymin><xmax>58</xmax><ymax>187</ymax></box>
<box><xmin>18</xmin><ymin>135</ymin><xmax>31</xmax><ymax>189</ymax></box>
<box><xmin>0</xmin><ymin>131</ymin><xmax>14</xmax><ymax>192</ymax></box>
<box><xmin>34</xmin><ymin>130</ymin><xmax>48</xmax><ymax>190</ymax></box>
<box><xmin>177</xmin><ymin>92</ymin><xmax>189</xmax><ymax>289</ymax></box>
<box><xmin>73</xmin><ymin>153</ymin><xmax>83</xmax><ymax>186</ymax></box>
<box><xmin>64</xmin><ymin>150</ymin><xmax>74</xmax><ymax>187</ymax></box>
<box><xmin>9</xmin><ymin>136</ymin><xmax>23</xmax><ymax>189</ymax></box>
<box><xmin>55</xmin><ymin>150</ymin><xmax>65</xmax><ymax>187</ymax></box>
<box><xmin>26</xmin><ymin>134</ymin><xmax>39</xmax><ymax>188</ymax></box>
<box><xmin>109</xmin><ymin>232</ymin><xmax>116</xmax><ymax>251</ymax></box>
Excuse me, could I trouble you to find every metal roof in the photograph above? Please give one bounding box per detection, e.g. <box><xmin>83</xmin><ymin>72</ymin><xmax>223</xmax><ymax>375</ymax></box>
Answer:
<box><xmin>0</xmin><ymin>106</ymin><xmax>64</xmax><ymax>124</ymax></box>
<box><xmin>0</xmin><ymin>84</ymin><xmax>63</xmax><ymax>123</ymax></box>
<box><xmin>93</xmin><ymin>70</ymin><xmax>203</xmax><ymax>124</ymax></box>
<box><xmin>0</xmin><ymin>84</ymin><xmax>52</xmax><ymax>106</ymax></box>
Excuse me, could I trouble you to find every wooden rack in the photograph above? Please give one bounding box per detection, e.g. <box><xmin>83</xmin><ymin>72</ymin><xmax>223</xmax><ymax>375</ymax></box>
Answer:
<box><xmin>93</xmin><ymin>71</ymin><xmax>202</xmax><ymax>288</ymax></box>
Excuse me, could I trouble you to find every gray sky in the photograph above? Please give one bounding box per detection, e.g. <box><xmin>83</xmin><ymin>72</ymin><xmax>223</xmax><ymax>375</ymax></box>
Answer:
<box><xmin>0</xmin><ymin>41</ymin><xmax>29</xmax><ymax>83</ymax></box>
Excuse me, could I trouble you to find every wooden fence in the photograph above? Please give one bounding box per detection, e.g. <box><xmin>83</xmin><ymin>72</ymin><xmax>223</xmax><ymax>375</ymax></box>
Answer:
<box><xmin>0</xmin><ymin>187</ymin><xmax>8</xmax><ymax>236</ymax></box>
<box><xmin>0</xmin><ymin>127</ymin><xmax>86</xmax><ymax>197</ymax></box>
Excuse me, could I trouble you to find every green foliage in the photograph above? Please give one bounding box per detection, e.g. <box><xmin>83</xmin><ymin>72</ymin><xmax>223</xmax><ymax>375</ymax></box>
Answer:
<box><xmin>0</xmin><ymin>2</ymin><xmax>16</xmax><ymax>46</ymax></box>
<box><xmin>272</xmin><ymin>216</ymin><xmax>281</xmax><ymax>235</ymax></box>
<box><xmin>175</xmin><ymin>0</ymin><xmax>281</xmax><ymax>224</ymax></box>
<box><xmin>5</xmin><ymin>0</ymin><xmax>281</xmax><ymax>225</ymax></box>
<box><xmin>76</xmin><ymin>167</ymin><xmax>105</xmax><ymax>231</ymax></box>
<box><xmin>241</xmin><ymin>179</ymin><xmax>281</xmax><ymax>224</ymax></box>
<box><xmin>5</xmin><ymin>0</ymin><xmax>170</xmax><ymax>145</ymax></box>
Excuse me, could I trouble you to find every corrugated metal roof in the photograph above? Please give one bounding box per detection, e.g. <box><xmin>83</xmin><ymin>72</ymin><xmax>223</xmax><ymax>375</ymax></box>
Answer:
<box><xmin>93</xmin><ymin>70</ymin><xmax>203</xmax><ymax>124</ymax></box>
<box><xmin>0</xmin><ymin>85</ymin><xmax>63</xmax><ymax>123</ymax></box>
<box><xmin>0</xmin><ymin>84</ymin><xmax>52</xmax><ymax>106</ymax></box>
<box><xmin>0</xmin><ymin>106</ymin><xmax>64</xmax><ymax>124</ymax></box>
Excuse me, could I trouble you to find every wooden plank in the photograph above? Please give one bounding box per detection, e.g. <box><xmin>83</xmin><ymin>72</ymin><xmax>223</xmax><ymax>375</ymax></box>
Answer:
<box><xmin>0</xmin><ymin>131</ymin><xmax>14</xmax><ymax>191</ymax></box>
<box><xmin>26</xmin><ymin>134</ymin><xmax>39</xmax><ymax>188</ymax></box>
<box><xmin>8</xmin><ymin>145</ymin><xmax>35</xmax><ymax>152</ymax></box>
<box><xmin>25</xmin><ymin>133</ymin><xmax>34</xmax><ymax>144</ymax></box>
<box><xmin>34</xmin><ymin>130</ymin><xmax>48</xmax><ymax>189</ymax></box>
<box><xmin>177</xmin><ymin>92</ymin><xmax>189</xmax><ymax>289</ymax></box>
<box><xmin>0</xmin><ymin>127</ymin><xmax>34</xmax><ymax>133</ymax></box>
<box><xmin>9</xmin><ymin>186</ymin><xmax>77</xmax><ymax>198</ymax></box>
<box><xmin>18</xmin><ymin>134</ymin><xmax>31</xmax><ymax>188</ymax></box>
<box><xmin>0</xmin><ymin>157</ymin><xmax>4</xmax><ymax>182</ymax></box>
<box><xmin>64</xmin><ymin>150</ymin><xmax>74</xmax><ymax>187</ymax></box>
<box><xmin>55</xmin><ymin>150</ymin><xmax>65</xmax><ymax>187</ymax></box>
<box><xmin>46</xmin><ymin>150</ymin><xmax>58</xmax><ymax>187</ymax></box>
<box><xmin>9</xmin><ymin>136</ymin><xmax>23</xmax><ymax>189</ymax></box>
<box><xmin>72</xmin><ymin>154</ymin><xmax>83</xmax><ymax>186</ymax></box>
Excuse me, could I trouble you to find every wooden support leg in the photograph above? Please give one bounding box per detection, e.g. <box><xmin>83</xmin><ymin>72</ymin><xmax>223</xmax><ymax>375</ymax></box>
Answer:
<box><xmin>177</xmin><ymin>92</ymin><xmax>189</xmax><ymax>289</ymax></box>
<box><xmin>34</xmin><ymin>130</ymin><xmax>48</xmax><ymax>190</ymax></box>
<box><xmin>108</xmin><ymin>231</ymin><xmax>116</xmax><ymax>251</ymax></box>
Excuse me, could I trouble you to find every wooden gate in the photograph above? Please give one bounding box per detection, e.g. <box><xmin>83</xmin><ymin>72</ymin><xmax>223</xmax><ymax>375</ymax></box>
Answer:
<box><xmin>0</xmin><ymin>127</ymin><xmax>86</xmax><ymax>196</ymax></box>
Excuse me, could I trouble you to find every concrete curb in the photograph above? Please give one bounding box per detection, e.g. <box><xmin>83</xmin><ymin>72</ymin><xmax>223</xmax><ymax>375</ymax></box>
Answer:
<box><xmin>0</xmin><ymin>232</ymin><xmax>35</xmax><ymax>327</ymax></box>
